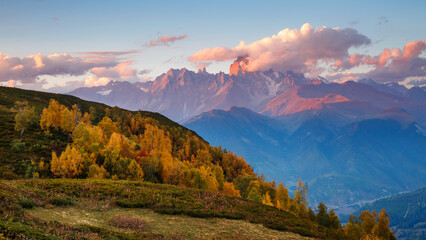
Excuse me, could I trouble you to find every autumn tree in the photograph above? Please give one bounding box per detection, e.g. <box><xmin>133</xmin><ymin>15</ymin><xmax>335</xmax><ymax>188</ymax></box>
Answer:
<box><xmin>51</xmin><ymin>146</ymin><xmax>84</xmax><ymax>178</ymax></box>
<box><xmin>222</xmin><ymin>182</ymin><xmax>240</xmax><ymax>197</ymax></box>
<box><xmin>112</xmin><ymin>158</ymin><xmax>144</xmax><ymax>181</ymax></box>
<box><xmin>88</xmin><ymin>164</ymin><xmax>107</xmax><ymax>179</ymax></box>
<box><xmin>360</xmin><ymin>210</ymin><xmax>378</xmax><ymax>237</ymax></box>
<box><xmin>98</xmin><ymin>116</ymin><xmax>119</xmax><ymax>139</ymax></box>
<box><xmin>72</xmin><ymin>123</ymin><xmax>104</xmax><ymax>159</ymax></box>
<box><xmin>40</xmin><ymin>99</ymin><xmax>81</xmax><ymax>133</ymax></box>
<box><xmin>103</xmin><ymin>132</ymin><xmax>136</xmax><ymax>173</ymax></box>
<box><xmin>373</xmin><ymin>209</ymin><xmax>392</xmax><ymax>239</ymax></box>
<box><xmin>346</xmin><ymin>209</ymin><xmax>395</xmax><ymax>240</ymax></box>
<box><xmin>294</xmin><ymin>178</ymin><xmax>308</xmax><ymax>207</ymax></box>
<box><xmin>262</xmin><ymin>192</ymin><xmax>274</xmax><ymax>206</ymax></box>
<box><xmin>139</xmin><ymin>124</ymin><xmax>174</xmax><ymax>183</ymax></box>
<box><xmin>344</xmin><ymin>216</ymin><xmax>362</xmax><ymax>240</ymax></box>
<box><xmin>192</xmin><ymin>166</ymin><xmax>219</xmax><ymax>191</ymax></box>
<box><xmin>40</xmin><ymin>99</ymin><xmax>62</xmax><ymax>131</ymax></box>
<box><xmin>10</xmin><ymin>101</ymin><xmax>38</xmax><ymax>138</ymax></box>
<box><xmin>276</xmin><ymin>182</ymin><xmax>290</xmax><ymax>211</ymax></box>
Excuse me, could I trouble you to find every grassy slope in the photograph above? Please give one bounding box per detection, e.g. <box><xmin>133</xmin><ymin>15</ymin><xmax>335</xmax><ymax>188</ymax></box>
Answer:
<box><xmin>0</xmin><ymin>179</ymin><xmax>342</xmax><ymax>239</ymax></box>
<box><xmin>0</xmin><ymin>86</ymin><xmax>200</xmax><ymax>179</ymax></box>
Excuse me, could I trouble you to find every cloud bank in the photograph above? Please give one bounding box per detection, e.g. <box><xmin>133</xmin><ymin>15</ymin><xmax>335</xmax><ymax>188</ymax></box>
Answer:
<box><xmin>334</xmin><ymin>40</ymin><xmax>426</xmax><ymax>82</ymax></box>
<box><xmin>0</xmin><ymin>52</ymin><xmax>117</xmax><ymax>84</ymax></box>
<box><xmin>190</xmin><ymin>23</ymin><xmax>371</xmax><ymax>75</ymax></box>
<box><xmin>0</xmin><ymin>51</ymin><xmax>146</xmax><ymax>92</ymax></box>
<box><xmin>190</xmin><ymin>23</ymin><xmax>426</xmax><ymax>83</ymax></box>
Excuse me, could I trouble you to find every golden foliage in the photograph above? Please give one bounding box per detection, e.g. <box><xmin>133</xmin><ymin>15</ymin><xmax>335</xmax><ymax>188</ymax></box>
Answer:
<box><xmin>50</xmin><ymin>146</ymin><xmax>84</xmax><ymax>178</ymax></box>
<box><xmin>222</xmin><ymin>182</ymin><xmax>241</xmax><ymax>197</ymax></box>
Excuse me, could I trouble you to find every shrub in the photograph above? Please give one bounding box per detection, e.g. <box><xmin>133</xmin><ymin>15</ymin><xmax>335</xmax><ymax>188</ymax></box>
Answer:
<box><xmin>50</xmin><ymin>197</ymin><xmax>73</xmax><ymax>206</ymax></box>
<box><xmin>18</xmin><ymin>199</ymin><xmax>35</xmax><ymax>209</ymax></box>
<box><xmin>115</xmin><ymin>199</ymin><xmax>152</xmax><ymax>208</ymax></box>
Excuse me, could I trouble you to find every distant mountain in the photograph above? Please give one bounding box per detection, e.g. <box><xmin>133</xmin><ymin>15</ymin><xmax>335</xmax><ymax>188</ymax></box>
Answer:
<box><xmin>70</xmin><ymin>63</ymin><xmax>307</xmax><ymax>122</ymax></box>
<box><xmin>262</xmin><ymin>80</ymin><xmax>426</xmax><ymax>120</ymax></box>
<box><xmin>359</xmin><ymin>78</ymin><xmax>426</xmax><ymax>104</ymax></box>
<box><xmin>345</xmin><ymin>187</ymin><xmax>426</xmax><ymax>240</ymax></box>
<box><xmin>185</xmin><ymin>106</ymin><xmax>426</xmax><ymax>208</ymax></box>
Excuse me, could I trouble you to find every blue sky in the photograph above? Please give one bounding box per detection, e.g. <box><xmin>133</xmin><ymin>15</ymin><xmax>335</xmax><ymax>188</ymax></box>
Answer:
<box><xmin>1</xmin><ymin>0</ymin><xmax>425</xmax><ymax>91</ymax></box>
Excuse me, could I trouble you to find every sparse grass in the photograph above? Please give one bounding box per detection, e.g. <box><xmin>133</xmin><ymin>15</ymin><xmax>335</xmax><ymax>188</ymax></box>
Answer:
<box><xmin>109</xmin><ymin>214</ymin><xmax>148</xmax><ymax>231</ymax></box>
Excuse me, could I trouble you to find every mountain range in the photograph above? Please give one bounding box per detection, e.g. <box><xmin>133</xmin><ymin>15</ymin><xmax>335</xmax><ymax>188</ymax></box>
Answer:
<box><xmin>68</xmin><ymin>59</ymin><xmax>426</xmax><ymax>209</ymax></box>
<box><xmin>69</xmin><ymin>62</ymin><xmax>307</xmax><ymax>122</ymax></box>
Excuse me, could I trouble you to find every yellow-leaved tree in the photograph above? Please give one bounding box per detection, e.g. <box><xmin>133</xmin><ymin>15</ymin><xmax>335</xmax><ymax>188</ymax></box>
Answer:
<box><xmin>222</xmin><ymin>182</ymin><xmax>241</xmax><ymax>197</ymax></box>
<box><xmin>40</xmin><ymin>99</ymin><xmax>81</xmax><ymax>133</ymax></box>
<box><xmin>139</xmin><ymin>124</ymin><xmax>175</xmax><ymax>183</ymax></box>
<box><xmin>51</xmin><ymin>146</ymin><xmax>84</xmax><ymax>178</ymax></box>
<box><xmin>276</xmin><ymin>182</ymin><xmax>290</xmax><ymax>211</ymax></box>
<box><xmin>98</xmin><ymin>116</ymin><xmax>119</xmax><ymax>139</ymax></box>
<box><xmin>72</xmin><ymin>123</ymin><xmax>104</xmax><ymax>160</ymax></box>
<box><xmin>88</xmin><ymin>164</ymin><xmax>107</xmax><ymax>179</ymax></box>
<box><xmin>40</xmin><ymin>99</ymin><xmax>62</xmax><ymax>131</ymax></box>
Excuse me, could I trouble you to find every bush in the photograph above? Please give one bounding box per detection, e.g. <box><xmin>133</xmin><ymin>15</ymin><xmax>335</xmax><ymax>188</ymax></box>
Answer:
<box><xmin>50</xmin><ymin>197</ymin><xmax>73</xmax><ymax>206</ymax></box>
<box><xmin>109</xmin><ymin>215</ymin><xmax>148</xmax><ymax>231</ymax></box>
<box><xmin>18</xmin><ymin>199</ymin><xmax>34</xmax><ymax>209</ymax></box>
<box><xmin>10</xmin><ymin>139</ymin><xmax>25</xmax><ymax>152</ymax></box>
<box><xmin>115</xmin><ymin>199</ymin><xmax>152</xmax><ymax>208</ymax></box>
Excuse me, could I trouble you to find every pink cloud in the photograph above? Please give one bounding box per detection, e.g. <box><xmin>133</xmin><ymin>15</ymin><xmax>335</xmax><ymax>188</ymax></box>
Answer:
<box><xmin>333</xmin><ymin>40</ymin><xmax>426</xmax><ymax>82</ymax></box>
<box><xmin>190</xmin><ymin>23</ymin><xmax>371</xmax><ymax>75</ymax></box>
<box><xmin>75</xmin><ymin>50</ymin><xmax>140</xmax><ymax>57</ymax></box>
<box><xmin>90</xmin><ymin>61</ymin><xmax>137</xmax><ymax>80</ymax></box>
<box><xmin>84</xmin><ymin>76</ymin><xmax>111</xmax><ymax>87</ymax></box>
<box><xmin>147</xmin><ymin>34</ymin><xmax>187</xmax><ymax>47</ymax></box>
<box><xmin>0</xmin><ymin>52</ymin><xmax>117</xmax><ymax>84</ymax></box>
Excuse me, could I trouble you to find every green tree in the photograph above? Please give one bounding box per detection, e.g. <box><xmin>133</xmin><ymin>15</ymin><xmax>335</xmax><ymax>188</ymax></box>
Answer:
<box><xmin>234</xmin><ymin>175</ymin><xmax>256</xmax><ymax>198</ymax></box>
<box><xmin>316</xmin><ymin>202</ymin><xmax>329</xmax><ymax>227</ymax></box>
<box><xmin>248</xmin><ymin>187</ymin><xmax>262</xmax><ymax>203</ymax></box>
<box><xmin>328</xmin><ymin>209</ymin><xmax>341</xmax><ymax>229</ymax></box>
<box><xmin>10</xmin><ymin>101</ymin><xmax>38</xmax><ymax>138</ymax></box>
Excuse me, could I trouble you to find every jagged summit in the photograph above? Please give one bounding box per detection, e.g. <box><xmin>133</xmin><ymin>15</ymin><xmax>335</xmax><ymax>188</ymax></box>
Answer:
<box><xmin>229</xmin><ymin>56</ymin><xmax>250</xmax><ymax>76</ymax></box>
